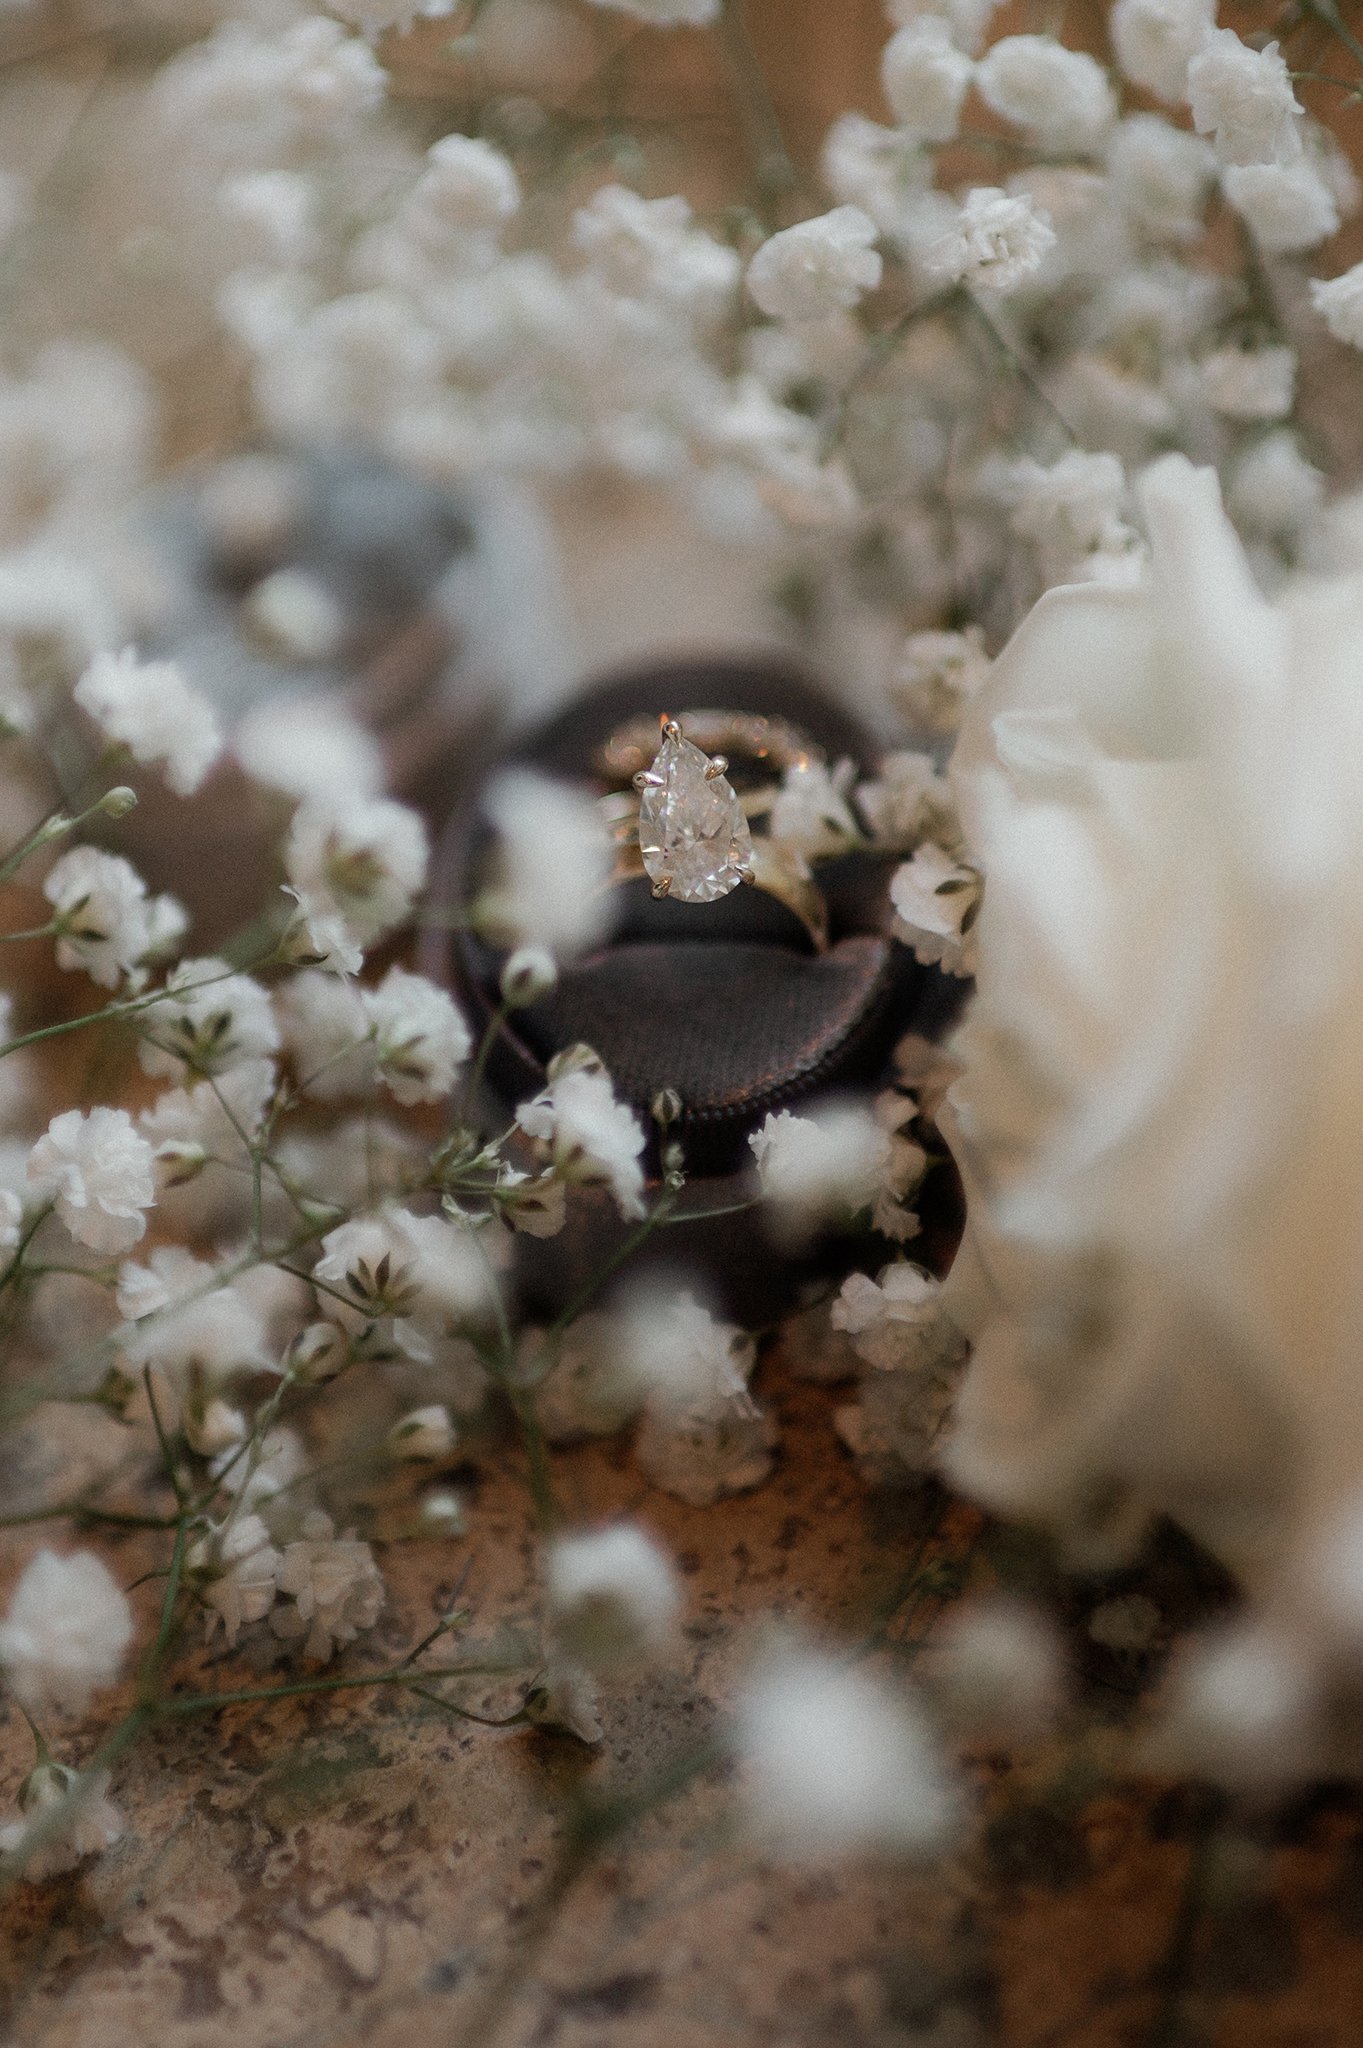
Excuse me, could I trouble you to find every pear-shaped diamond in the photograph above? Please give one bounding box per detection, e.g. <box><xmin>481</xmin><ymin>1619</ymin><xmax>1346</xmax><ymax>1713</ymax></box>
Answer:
<box><xmin>637</xmin><ymin>726</ymin><xmax>753</xmax><ymax>903</ymax></box>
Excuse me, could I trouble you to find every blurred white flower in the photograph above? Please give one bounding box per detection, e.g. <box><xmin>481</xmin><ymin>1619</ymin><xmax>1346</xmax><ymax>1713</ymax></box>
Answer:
<box><xmin>235</xmin><ymin>698</ymin><xmax>384</xmax><ymax>806</ymax></box>
<box><xmin>886</xmin><ymin>0</ymin><xmax>998</xmax><ymax>56</ymax></box>
<box><xmin>746</xmin><ymin>207</ymin><xmax>882</xmax><ymax>323</ymax></box>
<box><xmin>769</xmin><ymin>756</ymin><xmax>860</xmax><ymax>860</ymax></box>
<box><xmin>891</xmin><ymin>628</ymin><xmax>991</xmax><ymax>738</ymax></box>
<box><xmin>545</xmin><ymin>1523</ymin><xmax>681</xmax><ymax>1673</ymax></box>
<box><xmin>476</xmin><ymin>769</ymin><xmax>614</xmax><ymax>961</ymax></box>
<box><xmin>1110</xmin><ymin>0</ymin><xmax>1213</xmax><ymax>103</ymax></box>
<box><xmin>0</xmin><ymin>1763</ymin><xmax>123</xmax><ymax>1880</ymax></box>
<box><xmin>941</xmin><ymin>454</ymin><xmax>1363</xmax><ymax>1597</ymax></box>
<box><xmin>1106</xmin><ymin>116</ymin><xmax>1215</xmax><ymax>244</ymax></box>
<box><xmin>580</xmin><ymin>0</ymin><xmax>719</xmax><ymax>25</ymax></box>
<box><xmin>929</xmin><ymin>1597</ymin><xmax>1064</xmax><ymax>1738</ymax></box>
<box><xmin>365</xmin><ymin>967</ymin><xmax>471</xmax><ymax>1105</ymax></box>
<box><xmin>314</xmin><ymin>1208</ymin><xmax>495</xmax><ymax>1358</ymax></box>
<box><xmin>734</xmin><ymin>1639</ymin><xmax>956</xmax><ymax>1859</ymax></box>
<box><xmin>750</xmin><ymin>1104</ymin><xmax>891</xmax><ymax>1236</ymax></box>
<box><xmin>116</xmin><ymin>1246</ymin><xmax>272</xmax><ymax>1390</ymax></box>
<box><xmin>881</xmin><ymin>19</ymin><xmax>973</xmax><ymax>142</ymax></box>
<box><xmin>1187</xmin><ymin>31</ymin><xmax>1301</xmax><ymax>167</ymax></box>
<box><xmin>923</xmin><ymin>187</ymin><xmax>1056</xmax><ymax>295</ymax></box>
<box><xmin>74</xmin><ymin>648</ymin><xmax>222</xmax><ymax>797</ymax></box>
<box><xmin>976</xmin><ymin>36</ymin><xmax>1115</xmax><ymax>152</ymax></box>
<box><xmin>139</xmin><ymin>957</ymin><xmax>280</xmax><ymax>1080</ymax></box>
<box><xmin>387</xmin><ymin>1403</ymin><xmax>456</xmax><ymax>1460</ymax></box>
<box><xmin>44</xmin><ymin>848</ymin><xmax>185</xmax><ymax>990</ymax></box>
<box><xmin>1226</xmin><ymin>431</ymin><xmax>1324</xmax><ymax>544</ymax></box>
<box><xmin>1312</xmin><ymin>261</ymin><xmax>1363</xmax><ymax>348</ymax></box>
<box><xmin>1222</xmin><ymin>158</ymin><xmax>1340</xmax><ymax>252</ymax></box>
<box><xmin>516</xmin><ymin>1051</ymin><xmax>646</xmax><ymax>1219</ymax></box>
<box><xmin>0</xmin><ymin>1550</ymin><xmax>134</xmax><ymax>1715</ymax></box>
<box><xmin>285</xmin><ymin>796</ymin><xmax>429</xmax><ymax>949</ymax></box>
<box><xmin>1200</xmin><ymin>344</ymin><xmax>1296</xmax><ymax>422</ymax></box>
<box><xmin>271</xmin><ymin>1510</ymin><xmax>384</xmax><ymax>1661</ymax></box>
<box><xmin>188</xmin><ymin>1514</ymin><xmax>282</xmax><ymax>1645</ymax></box>
<box><xmin>889</xmin><ymin>842</ymin><xmax>979</xmax><ymax>975</ymax></box>
<box><xmin>833</xmin><ymin>1261</ymin><xmax>951</xmax><ymax>1372</ymax></box>
<box><xmin>28</xmin><ymin>1108</ymin><xmax>155</xmax><ymax>1254</ymax></box>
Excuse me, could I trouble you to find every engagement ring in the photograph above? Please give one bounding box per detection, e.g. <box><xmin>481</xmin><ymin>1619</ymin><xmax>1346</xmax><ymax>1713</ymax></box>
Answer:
<box><xmin>597</xmin><ymin>712</ymin><xmax>832</xmax><ymax>952</ymax></box>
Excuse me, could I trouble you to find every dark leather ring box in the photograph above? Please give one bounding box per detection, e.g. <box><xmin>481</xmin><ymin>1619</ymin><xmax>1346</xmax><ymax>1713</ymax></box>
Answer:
<box><xmin>423</xmin><ymin>652</ymin><xmax>964</xmax><ymax>1325</ymax></box>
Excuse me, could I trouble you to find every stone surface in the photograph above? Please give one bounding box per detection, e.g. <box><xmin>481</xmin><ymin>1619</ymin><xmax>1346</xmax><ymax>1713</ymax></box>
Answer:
<box><xmin>638</xmin><ymin>728</ymin><xmax>753</xmax><ymax>904</ymax></box>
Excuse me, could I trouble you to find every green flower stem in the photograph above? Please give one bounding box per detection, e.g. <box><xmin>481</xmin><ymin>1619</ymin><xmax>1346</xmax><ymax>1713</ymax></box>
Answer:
<box><xmin>154</xmin><ymin>1659</ymin><xmax>531</xmax><ymax>1718</ymax></box>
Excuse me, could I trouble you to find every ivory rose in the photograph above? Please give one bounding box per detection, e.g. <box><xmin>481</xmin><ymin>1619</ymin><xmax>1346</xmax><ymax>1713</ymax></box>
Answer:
<box><xmin>940</xmin><ymin>454</ymin><xmax>1363</xmax><ymax>1650</ymax></box>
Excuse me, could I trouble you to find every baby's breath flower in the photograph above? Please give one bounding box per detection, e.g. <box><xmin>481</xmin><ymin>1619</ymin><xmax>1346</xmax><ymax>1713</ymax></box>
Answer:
<box><xmin>1199</xmin><ymin>343</ymin><xmax>1296</xmax><ymax>422</ymax></box>
<box><xmin>0</xmin><ymin>1550</ymin><xmax>134</xmax><ymax>1715</ymax></box>
<box><xmin>930</xmin><ymin>1598</ymin><xmax>1064</xmax><ymax>1738</ymax></box>
<box><xmin>1107</xmin><ymin>116</ymin><xmax>1215</xmax><ymax>244</ymax></box>
<box><xmin>1226</xmin><ymin>431</ymin><xmax>1324</xmax><ymax>542</ymax></box>
<box><xmin>746</xmin><ymin>207</ymin><xmax>883</xmax><ymax>323</ymax></box>
<box><xmin>116</xmin><ymin>1246</ymin><xmax>272</xmax><ymax>1391</ymax></box>
<box><xmin>545</xmin><ymin>1524</ymin><xmax>681</xmax><ymax>1674</ymax></box>
<box><xmin>138</xmin><ymin>957</ymin><xmax>280</xmax><ymax>1080</ymax></box>
<box><xmin>313</xmin><ymin>1208</ymin><xmax>494</xmax><ymax>1358</ymax></box>
<box><xmin>476</xmin><ymin>770</ymin><xmax>614</xmax><ymax>961</ymax></box>
<box><xmin>891</xmin><ymin>628</ymin><xmax>990</xmax><ymax>738</ymax></box>
<box><xmin>515</xmin><ymin>1051</ymin><xmax>646</xmax><ymax>1220</ymax></box>
<box><xmin>1223</xmin><ymin>159</ymin><xmax>1340</xmax><ymax>252</ymax></box>
<box><xmin>387</xmin><ymin>1404</ymin><xmax>456</xmax><ymax>1460</ymax></box>
<box><xmin>1109</xmin><ymin>0</ymin><xmax>1213</xmax><ymax>103</ymax></box>
<box><xmin>976</xmin><ymin>36</ymin><xmax>1115</xmax><ymax>152</ymax></box>
<box><xmin>1187</xmin><ymin>31</ymin><xmax>1301</xmax><ymax>167</ymax></box>
<box><xmin>832</xmin><ymin>1261</ymin><xmax>951</xmax><ymax>1372</ymax></box>
<box><xmin>188</xmin><ymin>1514</ymin><xmax>282</xmax><ymax>1644</ymax></box>
<box><xmin>735</xmin><ymin>1640</ymin><xmax>957</xmax><ymax>1860</ymax></box>
<box><xmin>28</xmin><ymin>1107</ymin><xmax>155</xmax><ymax>1253</ymax></box>
<box><xmin>889</xmin><ymin>843</ymin><xmax>980</xmax><ymax>975</ymax></box>
<box><xmin>923</xmin><ymin>186</ymin><xmax>1056</xmax><ymax>295</ymax></box>
<box><xmin>44</xmin><ymin>847</ymin><xmax>185</xmax><ymax>990</ymax></box>
<box><xmin>500</xmin><ymin>945</ymin><xmax>557</xmax><ymax>1007</ymax></box>
<box><xmin>856</xmin><ymin>751</ymin><xmax>955</xmax><ymax>849</ymax></box>
<box><xmin>750</xmin><ymin>1105</ymin><xmax>892</xmax><ymax>1237</ymax></box>
<box><xmin>366</xmin><ymin>966</ymin><xmax>471</xmax><ymax>1105</ymax></box>
<box><xmin>768</xmin><ymin>757</ymin><xmax>860</xmax><ymax>861</ymax></box>
<box><xmin>881</xmin><ymin>19</ymin><xmax>973</xmax><ymax>142</ymax></box>
<box><xmin>73</xmin><ymin>648</ymin><xmax>222</xmax><ymax>797</ymax></box>
<box><xmin>270</xmin><ymin>1510</ymin><xmax>385</xmax><ymax>1662</ymax></box>
<box><xmin>285</xmin><ymin>795</ymin><xmax>429</xmax><ymax>949</ymax></box>
<box><xmin>0</xmin><ymin>1764</ymin><xmax>123</xmax><ymax>1880</ymax></box>
<box><xmin>523</xmin><ymin>1661</ymin><xmax>602</xmax><ymax>1745</ymax></box>
<box><xmin>1311</xmin><ymin>262</ymin><xmax>1363</xmax><ymax>349</ymax></box>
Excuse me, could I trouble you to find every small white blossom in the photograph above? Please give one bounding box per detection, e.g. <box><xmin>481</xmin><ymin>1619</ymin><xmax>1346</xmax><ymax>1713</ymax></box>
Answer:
<box><xmin>526</xmin><ymin>1312</ymin><xmax>642</xmax><ymax>1442</ymax></box>
<box><xmin>1110</xmin><ymin>0</ymin><xmax>1214</xmax><ymax>103</ymax></box>
<box><xmin>881</xmin><ymin>19</ymin><xmax>973</xmax><ymax>142</ymax></box>
<box><xmin>1221</xmin><ymin>158</ymin><xmax>1340</xmax><ymax>251</ymax></box>
<box><xmin>285</xmin><ymin>796</ymin><xmax>429</xmax><ymax>949</ymax></box>
<box><xmin>1006</xmin><ymin>448</ymin><xmax>1133</xmax><ymax>577</ymax></box>
<box><xmin>735</xmin><ymin>1640</ymin><xmax>956</xmax><ymax>1860</ymax></box>
<box><xmin>1107</xmin><ymin>116</ymin><xmax>1215</xmax><ymax>243</ymax></box>
<box><xmin>891</xmin><ymin>628</ymin><xmax>991</xmax><ymax>738</ymax></box>
<box><xmin>210</xmin><ymin>1424</ymin><xmax>304</xmax><ymax>1509</ymax></box>
<box><xmin>769</xmin><ymin>757</ymin><xmax>860</xmax><ymax>860</ymax></box>
<box><xmin>327</xmin><ymin>0</ymin><xmax>455</xmax><ymax>43</ymax></box>
<box><xmin>235</xmin><ymin>698</ymin><xmax>384</xmax><ymax>806</ymax></box>
<box><xmin>523</xmin><ymin>1661</ymin><xmax>603</xmax><ymax>1744</ymax></box>
<box><xmin>188</xmin><ymin>1514</ymin><xmax>282</xmax><ymax>1644</ymax></box>
<box><xmin>43</xmin><ymin>848</ymin><xmax>185</xmax><ymax>990</ymax></box>
<box><xmin>975</xmin><ymin>36</ymin><xmax>1115</xmax><ymax>152</ymax></box>
<box><xmin>277</xmin><ymin>970</ymin><xmax>374</xmax><ymax>1098</ymax></box>
<box><xmin>387</xmin><ymin>1404</ymin><xmax>456</xmax><ymax>1460</ymax></box>
<box><xmin>930</xmin><ymin>1598</ymin><xmax>1063</xmax><ymax>1738</ymax></box>
<box><xmin>889</xmin><ymin>843</ymin><xmax>980</xmax><ymax>975</ymax></box>
<box><xmin>1312</xmin><ymin>262</ymin><xmax>1363</xmax><ymax>348</ymax></box>
<box><xmin>746</xmin><ymin>207</ymin><xmax>882</xmax><ymax>323</ymax></box>
<box><xmin>139</xmin><ymin>957</ymin><xmax>280</xmax><ymax>1079</ymax></box>
<box><xmin>219</xmin><ymin>169</ymin><xmax>317</xmax><ymax>267</ymax></box>
<box><xmin>0</xmin><ymin>1764</ymin><xmax>123</xmax><ymax>1880</ymax></box>
<box><xmin>516</xmin><ymin>1052</ymin><xmax>646</xmax><ymax>1220</ymax></box>
<box><xmin>416</xmin><ymin>134</ymin><xmax>520</xmax><ymax>235</ymax></box>
<box><xmin>313</xmin><ymin>1208</ymin><xmax>494</xmax><ymax>1358</ymax></box>
<box><xmin>821</xmin><ymin>113</ymin><xmax>933</xmax><ymax>239</ymax></box>
<box><xmin>500</xmin><ymin>945</ymin><xmax>558</xmax><ymax>1007</ymax></box>
<box><xmin>116</xmin><ymin>1247</ymin><xmax>272</xmax><ymax>1391</ymax></box>
<box><xmin>545</xmin><ymin>1523</ymin><xmax>681</xmax><ymax>1674</ymax></box>
<box><xmin>572</xmin><ymin>186</ymin><xmax>740</xmax><ymax>323</ymax></box>
<box><xmin>28</xmin><ymin>1108</ymin><xmax>155</xmax><ymax>1254</ymax></box>
<box><xmin>624</xmin><ymin>1289</ymin><xmax>776</xmax><ymax>1504</ymax></box>
<box><xmin>1147</xmin><ymin>1622</ymin><xmax>1314</xmax><ymax>1790</ymax></box>
<box><xmin>832</xmin><ymin>1261</ymin><xmax>949</xmax><ymax>1372</ymax></box>
<box><xmin>72</xmin><ymin>647</ymin><xmax>222</xmax><ymax>797</ymax></box>
<box><xmin>365</xmin><ymin>967</ymin><xmax>471</xmax><ymax>1106</ymax></box>
<box><xmin>1187</xmin><ymin>31</ymin><xmax>1302</xmax><ymax>168</ymax></box>
<box><xmin>1226</xmin><ymin>431</ymin><xmax>1324</xmax><ymax>542</ymax></box>
<box><xmin>1199</xmin><ymin>344</ymin><xmax>1296</xmax><ymax>422</ymax></box>
<box><xmin>750</xmin><ymin>1105</ymin><xmax>891</xmax><ymax>1235</ymax></box>
<box><xmin>476</xmin><ymin>770</ymin><xmax>614</xmax><ymax>960</ymax></box>
<box><xmin>0</xmin><ymin>1550</ymin><xmax>134</xmax><ymax>1715</ymax></box>
<box><xmin>281</xmin><ymin>888</ymin><xmax>364</xmax><ymax>976</ymax></box>
<box><xmin>242</xmin><ymin>569</ymin><xmax>344</xmax><ymax>664</ymax></box>
<box><xmin>271</xmin><ymin>1510</ymin><xmax>385</xmax><ymax>1662</ymax></box>
<box><xmin>923</xmin><ymin>187</ymin><xmax>1056</xmax><ymax>295</ymax></box>
<box><xmin>857</xmin><ymin>751</ymin><xmax>955</xmax><ymax>848</ymax></box>
<box><xmin>140</xmin><ymin>1059</ymin><xmax>275</xmax><ymax>1186</ymax></box>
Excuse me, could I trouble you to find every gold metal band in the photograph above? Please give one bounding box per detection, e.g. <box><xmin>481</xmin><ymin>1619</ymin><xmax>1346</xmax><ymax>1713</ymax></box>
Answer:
<box><xmin>594</xmin><ymin>710</ymin><xmax>823</xmax><ymax>785</ymax></box>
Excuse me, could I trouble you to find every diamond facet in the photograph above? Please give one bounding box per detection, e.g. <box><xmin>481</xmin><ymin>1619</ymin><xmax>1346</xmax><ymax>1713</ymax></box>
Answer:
<box><xmin>637</xmin><ymin>726</ymin><xmax>752</xmax><ymax>904</ymax></box>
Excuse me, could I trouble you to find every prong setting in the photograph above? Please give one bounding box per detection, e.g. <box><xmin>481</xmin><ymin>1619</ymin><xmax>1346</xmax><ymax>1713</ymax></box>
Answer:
<box><xmin>651</xmin><ymin>875</ymin><xmax>672</xmax><ymax>899</ymax></box>
<box><xmin>703</xmin><ymin>754</ymin><xmax>728</xmax><ymax>780</ymax></box>
<box><xmin>633</xmin><ymin>769</ymin><xmax>664</xmax><ymax>790</ymax></box>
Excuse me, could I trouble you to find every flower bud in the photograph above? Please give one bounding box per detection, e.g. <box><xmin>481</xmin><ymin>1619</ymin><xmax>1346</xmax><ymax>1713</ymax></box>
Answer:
<box><xmin>500</xmin><ymin>945</ymin><xmax>557</xmax><ymax>1007</ymax></box>
<box><xmin>287</xmin><ymin>1321</ymin><xmax>350</xmax><ymax>1384</ymax></box>
<box><xmin>387</xmin><ymin>1404</ymin><xmax>456</xmax><ymax>1461</ymax></box>
<box><xmin>154</xmin><ymin>1139</ymin><xmax>208</xmax><ymax>1187</ymax></box>
<box><xmin>96</xmin><ymin>786</ymin><xmax>138</xmax><ymax>818</ymax></box>
<box><xmin>418</xmin><ymin>1489</ymin><xmax>466</xmax><ymax>1535</ymax></box>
